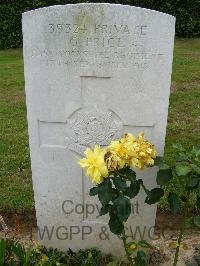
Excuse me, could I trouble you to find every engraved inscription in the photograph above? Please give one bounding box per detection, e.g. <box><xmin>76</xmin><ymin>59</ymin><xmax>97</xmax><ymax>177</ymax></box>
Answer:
<box><xmin>27</xmin><ymin>47</ymin><xmax>163</xmax><ymax>69</ymax></box>
<box><xmin>25</xmin><ymin>16</ymin><xmax>159</xmax><ymax>69</ymax></box>
<box><xmin>47</xmin><ymin>23</ymin><xmax>146</xmax><ymax>35</ymax></box>
<box><xmin>49</xmin><ymin>23</ymin><xmax>88</xmax><ymax>34</ymax></box>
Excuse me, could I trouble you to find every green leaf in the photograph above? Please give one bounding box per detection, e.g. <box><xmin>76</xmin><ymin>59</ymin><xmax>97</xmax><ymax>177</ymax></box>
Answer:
<box><xmin>138</xmin><ymin>240</ymin><xmax>152</xmax><ymax>248</ymax></box>
<box><xmin>98</xmin><ymin>179</ymin><xmax>113</xmax><ymax>205</ymax></box>
<box><xmin>138</xmin><ymin>179</ymin><xmax>144</xmax><ymax>185</ymax></box>
<box><xmin>193</xmin><ymin>215</ymin><xmax>200</xmax><ymax>228</ymax></box>
<box><xmin>175</xmin><ymin>154</ymin><xmax>188</xmax><ymax>162</ymax></box>
<box><xmin>113</xmin><ymin>196</ymin><xmax>131</xmax><ymax>221</ymax></box>
<box><xmin>125</xmin><ymin>180</ymin><xmax>140</xmax><ymax>199</ymax></box>
<box><xmin>118</xmin><ymin>167</ymin><xmax>136</xmax><ymax>183</ymax></box>
<box><xmin>100</xmin><ymin>205</ymin><xmax>111</xmax><ymax>216</ymax></box>
<box><xmin>113</xmin><ymin>176</ymin><xmax>127</xmax><ymax>192</ymax></box>
<box><xmin>192</xmin><ymin>146</ymin><xmax>200</xmax><ymax>157</ymax></box>
<box><xmin>168</xmin><ymin>192</ymin><xmax>180</xmax><ymax>214</ymax></box>
<box><xmin>126</xmin><ymin>241</ymin><xmax>137</xmax><ymax>249</ymax></box>
<box><xmin>187</xmin><ymin>178</ymin><xmax>199</xmax><ymax>189</ymax></box>
<box><xmin>145</xmin><ymin>188</ymin><xmax>164</xmax><ymax>205</ymax></box>
<box><xmin>89</xmin><ymin>187</ymin><xmax>99</xmax><ymax>196</ymax></box>
<box><xmin>175</xmin><ymin>164</ymin><xmax>191</xmax><ymax>177</ymax></box>
<box><xmin>191</xmin><ymin>164</ymin><xmax>200</xmax><ymax>175</ymax></box>
<box><xmin>126</xmin><ymin>242</ymin><xmax>138</xmax><ymax>254</ymax></box>
<box><xmin>110</xmin><ymin>188</ymin><xmax>118</xmax><ymax>201</ymax></box>
<box><xmin>108</xmin><ymin>213</ymin><xmax>123</xmax><ymax>235</ymax></box>
<box><xmin>154</xmin><ymin>156</ymin><xmax>163</xmax><ymax>166</ymax></box>
<box><xmin>135</xmin><ymin>250</ymin><xmax>149</xmax><ymax>266</ymax></box>
<box><xmin>156</xmin><ymin>164</ymin><xmax>172</xmax><ymax>185</ymax></box>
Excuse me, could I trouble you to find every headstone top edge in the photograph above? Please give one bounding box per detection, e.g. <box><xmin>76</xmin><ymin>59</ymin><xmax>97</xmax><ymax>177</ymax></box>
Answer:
<box><xmin>22</xmin><ymin>3</ymin><xmax>175</xmax><ymax>21</ymax></box>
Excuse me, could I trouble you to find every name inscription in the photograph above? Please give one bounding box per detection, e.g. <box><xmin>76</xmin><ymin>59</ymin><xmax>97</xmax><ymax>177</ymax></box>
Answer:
<box><xmin>27</xmin><ymin>19</ymin><xmax>163</xmax><ymax>69</ymax></box>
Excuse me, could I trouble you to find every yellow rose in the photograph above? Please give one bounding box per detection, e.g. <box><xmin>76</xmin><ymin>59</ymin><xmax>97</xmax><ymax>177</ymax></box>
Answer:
<box><xmin>108</xmin><ymin>140</ymin><xmax>128</xmax><ymax>159</ymax></box>
<box><xmin>104</xmin><ymin>150</ymin><xmax>122</xmax><ymax>171</ymax></box>
<box><xmin>119</xmin><ymin>132</ymin><xmax>156</xmax><ymax>170</ymax></box>
<box><xmin>129</xmin><ymin>133</ymin><xmax>156</xmax><ymax>169</ymax></box>
<box><xmin>78</xmin><ymin>132</ymin><xmax>157</xmax><ymax>181</ymax></box>
<box><xmin>129</xmin><ymin>157</ymin><xmax>139</xmax><ymax>168</ymax></box>
<box><xmin>78</xmin><ymin>145</ymin><xmax>108</xmax><ymax>184</ymax></box>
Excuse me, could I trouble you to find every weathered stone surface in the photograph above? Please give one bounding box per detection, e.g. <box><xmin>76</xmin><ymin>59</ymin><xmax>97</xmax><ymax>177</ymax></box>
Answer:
<box><xmin>22</xmin><ymin>3</ymin><xmax>175</xmax><ymax>257</ymax></box>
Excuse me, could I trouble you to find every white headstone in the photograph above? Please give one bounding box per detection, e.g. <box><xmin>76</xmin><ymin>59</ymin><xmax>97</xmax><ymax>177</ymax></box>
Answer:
<box><xmin>22</xmin><ymin>3</ymin><xmax>175</xmax><ymax>257</ymax></box>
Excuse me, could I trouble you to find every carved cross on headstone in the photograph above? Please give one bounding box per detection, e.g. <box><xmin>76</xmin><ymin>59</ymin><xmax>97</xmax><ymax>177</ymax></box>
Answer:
<box><xmin>39</xmin><ymin>75</ymin><xmax>155</xmax><ymax>155</ymax></box>
<box><xmin>37</xmin><ymin>74</ymin><xmax>155</xmax><ymax>224</ymax></box>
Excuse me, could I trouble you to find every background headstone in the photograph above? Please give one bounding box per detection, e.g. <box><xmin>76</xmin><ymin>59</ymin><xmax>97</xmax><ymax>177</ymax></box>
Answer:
<box><xmin>22</xmin><ymin>3</ymin><xmax>175</xmax><ymax>257</ymax></box>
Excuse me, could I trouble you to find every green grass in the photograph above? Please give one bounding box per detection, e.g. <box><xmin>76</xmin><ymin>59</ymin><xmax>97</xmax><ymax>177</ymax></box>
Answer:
<box><xmin>0</xmin><ymin>49</ymin><xmax>33</xmax><ymax>210</ymax></box>
<box><xmin>0</xmin><ymin>38</ymin><xmax>200</xmax><ymax>212</ymax></box>
<box><xmin>165</xmin><ymin>38</ymin><xmax>200</xmax><ymax>163</ymax></box>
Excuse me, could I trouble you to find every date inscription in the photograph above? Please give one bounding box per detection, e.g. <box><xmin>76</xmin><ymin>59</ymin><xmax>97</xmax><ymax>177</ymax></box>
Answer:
<box><xmin>27</xmin><ymin>47</ymin><xmax>163</xmax><ymax>69</ymax></box>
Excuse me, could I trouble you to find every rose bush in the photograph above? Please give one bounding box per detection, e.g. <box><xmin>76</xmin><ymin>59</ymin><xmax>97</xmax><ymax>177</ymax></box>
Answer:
<box><xmin>78</xmin><ymin>132</ymin><xmax>166</xmax><ymax>265</ymax></box>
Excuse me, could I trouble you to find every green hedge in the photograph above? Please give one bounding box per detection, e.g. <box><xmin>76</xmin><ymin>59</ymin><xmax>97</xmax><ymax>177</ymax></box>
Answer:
<box><xmin>0</xmin><ymin>0</ymin><xmax>199</xmax><ymax>49</ymax></box>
